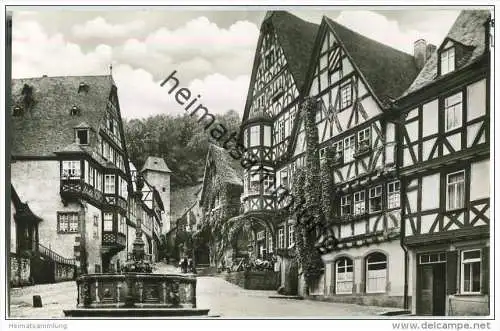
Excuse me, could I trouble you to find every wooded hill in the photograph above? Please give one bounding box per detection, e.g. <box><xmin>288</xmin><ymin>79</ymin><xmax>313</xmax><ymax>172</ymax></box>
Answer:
<box><xmin>124</xmin><ymin>109</ymin><xmax>241</xmax><ymax>190</ymax></box>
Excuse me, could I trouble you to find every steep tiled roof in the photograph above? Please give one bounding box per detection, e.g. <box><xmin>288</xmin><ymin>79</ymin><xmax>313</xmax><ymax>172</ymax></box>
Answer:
<box><xmin>208</xmin><ymin>144</ymin><xmax>243</xmax><ymax>187</ymax></box>
<box><xmin>325</xmin><ymin>17</ymin><xmax>419</xmax><ymax>105</ymax></box>
<box><xmin>269</xmin><ymin>11</ymin><xmax>319</xmax><ymax>91</ymax></box>
<box><xmin>11</xmin><ymin>75</ymin><xmax>114</xmax><ymax>157</ymax></box>
<box><xmin>402</xmin><ymin>10</ymin><xmax>491</xmax><ymax>97</ymax></box>
<box><xmin>171</xmin><ymin>183</ymin><xmax>202</xmax><ymax>223</ymax></box>
<box><xmin>141</xmin><ymin>156</ymin><xmax>172</xmax><ymax>173</ymax></box>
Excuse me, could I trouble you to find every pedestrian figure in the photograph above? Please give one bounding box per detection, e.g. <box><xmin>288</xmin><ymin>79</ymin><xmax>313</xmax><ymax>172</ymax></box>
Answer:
<box><xmin>181</xmin><ymin>257</ymin><xmax>188</xmax><ymax>273</ymax></box>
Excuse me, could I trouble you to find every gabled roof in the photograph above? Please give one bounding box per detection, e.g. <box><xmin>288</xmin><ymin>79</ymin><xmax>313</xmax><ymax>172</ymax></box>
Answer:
<box><xmin>322</xmin><ymin>17</ymin><xmax>419</xmax><ymax>106</ymax></box>
<box><xmin>171</xmin><ymin>183</ymin><xmax>202</xmax><ymax>223</ymax></box>
<box><xmin>141</xmin><ymin>156</ymin><xmax>172</xmax><ymax>174</ymax></box>
<box><xmin>270</xmin><ymin>11</ymin><xmax>320</xmax><ymax>92</ymax></box>
<box><xmin>401</xmin><ymin>10</ymin><xmax>491</xmax><ymax>97</ymax></box>
<box><xmin>11</xmin><ymin>184</ymin><xmax>43</xmax><ymax>223</ymax></box>
<box><xmin>242</xmin><ymin>11</ymin><xmax>319</xmax><ymax>123</ymax></box>
<box><xmin>11</xmin><ymin>75</ymin><xmax>114</xmax><ymax>157</ymax></box>
<box><xmin>199</xmin><ymin>144</ymin><xmax>243</xmax><ymax>206</ymax></box>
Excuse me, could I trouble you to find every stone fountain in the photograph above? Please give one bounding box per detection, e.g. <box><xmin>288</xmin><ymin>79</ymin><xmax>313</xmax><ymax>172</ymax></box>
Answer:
<box><xmin>64</xmin><ymin>223</ymin><xmax>209</xmax><ymax>317</ymax></box>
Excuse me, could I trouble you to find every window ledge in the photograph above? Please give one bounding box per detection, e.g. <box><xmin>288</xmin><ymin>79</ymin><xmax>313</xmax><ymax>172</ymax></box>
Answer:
<box><xmin>453</xmin><ymin>293</ymin><xmax>485</xmax><ymax>297</ymax></box>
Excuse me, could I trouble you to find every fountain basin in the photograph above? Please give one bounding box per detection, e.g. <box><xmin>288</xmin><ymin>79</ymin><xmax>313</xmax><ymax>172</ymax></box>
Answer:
<box><xmin>63</xmin><ymin>273</ymin><xmax>209</xmax><ymax>317</ymax></box>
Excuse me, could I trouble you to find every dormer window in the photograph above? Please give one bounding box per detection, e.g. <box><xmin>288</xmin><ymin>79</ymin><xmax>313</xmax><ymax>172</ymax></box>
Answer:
<box><xmin>78</xmin><ymin>82</ymin><xmax>89</xmax><ymax>94</ymax></box>
<box><xmin>76</xmin><ymin>129</ymin><xmax>89</xmax><ymax>145</ymax></box>
<box><xmin>440</xmin><ymin>47</ymin><xmax>455</xmax><ymax>75</ymax></box>
<box><xmin>13</xmin><ymin>106</ymin><xmax>23</xmax><ymax>117</ymax></box>
<box><xmin>70</xmin><ymin>105</ymin><xmax>80</xmax><ymax>116</ymax></box>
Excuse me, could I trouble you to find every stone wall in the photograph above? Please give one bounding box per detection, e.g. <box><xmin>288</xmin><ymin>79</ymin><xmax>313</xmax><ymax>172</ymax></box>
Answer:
<box><xmin>307</xmin><ymin>293</ymin><xmax>411</xmax><ymax>309</ymax></box>
<box><xmin>10</xmin><ymin>255</ymin><xmax>31</xmax><ymax>287</ymax></box>
<box><xmin>219</xmin><ymin>270</ymin><xmax>278</xmax><ymax>290</ymax></box>
<box><xmin>447</xmin><ymin>295</ymin><xmax>489</xmax><ymax>316</ymax></box>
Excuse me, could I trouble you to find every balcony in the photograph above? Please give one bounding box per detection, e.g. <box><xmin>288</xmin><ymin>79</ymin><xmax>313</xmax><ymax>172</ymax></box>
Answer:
<box><xmin>104</xmin><ymin>195</ymin><xmax>127</xmax><ymax>213</ymax></box>
<box><xmin>102</xmin><ymin>231</ymin><xmax>126</xmax><ymax>254</ymax></box>
<box><xmin>60</xmin><ymin>178</ymin><xmax>104</xmax><ymax>206</ymax></box>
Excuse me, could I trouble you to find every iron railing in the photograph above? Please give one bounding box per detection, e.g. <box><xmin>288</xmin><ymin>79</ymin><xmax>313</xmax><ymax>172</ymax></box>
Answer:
<box><xmin>38</xmin><ymin>243</ymin><xmax>76</xmax><ymax>266</ymax></box>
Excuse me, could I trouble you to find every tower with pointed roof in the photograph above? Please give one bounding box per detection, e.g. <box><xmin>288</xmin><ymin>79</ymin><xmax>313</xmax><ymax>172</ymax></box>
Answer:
<box><xmin>141</xmin><ymin>156</ymin><xmax>172</xmax><ymax>233</ymax></box>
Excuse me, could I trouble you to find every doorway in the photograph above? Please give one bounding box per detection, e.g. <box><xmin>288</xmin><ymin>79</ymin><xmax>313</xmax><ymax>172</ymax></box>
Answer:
<box><xmin>417</xmin><ymin>260</ymin><xmax>446</xmax><ymax>315</ymax></box>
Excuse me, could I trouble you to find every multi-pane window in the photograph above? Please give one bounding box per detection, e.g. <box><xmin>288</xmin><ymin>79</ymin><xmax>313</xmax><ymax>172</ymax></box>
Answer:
<box><xmin>447</xmin><ymin>170</ymin><xmax>465</xmax><ymax>210</ymax></box>
<box><xmin>353</xmin><ymin>191</ymin><xmax>365</xmax><ymax>215</ymax></box>
<box><xmin>120</xmin><ymin>177</ymin><xmax>128</xmax><ymax>199</ymax></box>
<box><xmin>369</xmin><ymin>186</ymin><xmax>383</xmax><ymax>212</ymax></box>
<box><xmin>445</xmin><ymin>93</ymin><xmax>462</xmax><ymax>132</ymax></box>
<box><xmin>57</xmin><ymin>213</ymin><xmax>79</xmax><ymax>233</ymax></box>
<box><xmin>250</xmin><ymin>126</ymin><xmax>260</xmax><ymax>147</ymax></box>
<box><xmin>288</xmin><ymin>224</ymin><xmax>295</xmax><ymax>247</ymax></box>
<box><xmin>249</xmin><ymin>172</ymin><xmax>260</xmax><ymax>194</ymax></box>
<box><xmin>336</xmin><ymin>257</ymin><xmax>354</xmax><ymax>294</ymax></box>
<box><xmin>264</xmin><ymin>126</ymin><xmax>271</xmax><ymax>147</ymax></box>
<box><xmin>105</xmin><ymin>174</ymin><xmax>115</xmax><ymax>194</ymax></box>
<box><xmin>278</xmin><ymin>228</ymin><xmax>285</xmax><ymax>249</ymax></box>
<box><xmin>343</xmin><ymin>135</ymin><xmax>355</xmax><ymax>163</ymax></box>
<box><xmin>279</xmin><ymin>120</ymin><xmax>286</xmax><ymax>142</ymax></box>
<box><xmin>341</xmin><ymin>195</ymin><xmax>351</xmax><ymax>216</ymax></box>
<box><xmin>119</xmin><ymin>214</ymin><xmax>126</xmax><ymax>234</ymax></box>
<box><xmin>461</xmin><ymin>249</ymin><xmax>481</xmax><ymax>294</ymax></box>
<box><xmin>257</xmin><ymin>231</ymin><xmax>265</xmax><ymax>241</ymax></box>
<box><xmin>441</xmin><ymin>47</ymin><xmax>455</xmax><ymax>75</ymax></box>
<box><xmin>358</xmin><ymin>127</ymin><xmax>371</xmax><ymax>150</ymax></box>
<box><xmin>280</xmin><ymin>169</ymin><xmax>289</xmax><ymax>189</ymax></box>
<box><xmin>262</xmin><ymin>173</ymin><xmax>274</xmax><ymax>194</ymax></box>
<box><xmin>89</xmin><ymin>165</ymin><xmax>95</xmax><ymax>187</ymax></box>
<box><xmin>366</xmin><ymin>252</ymin><xmax>387</xmax><ymax>293</ymax></box>
<box><xmin>95</xmin><ymin>171</ymin><xmax>102</xmax><ymax>192</ymax></box>
<box><xmin>103</xmin><ymin>212</ymin><xmax>113</xmax><ymax>231</ymax></box>
<box><xmin>62</xmin><ymin>161</ymin><xmax>80</xmax><ymax>178</ymax></box>
<box><xmin>340</xmin><ymin>83</ymin><xmax>352</xmax><ymax>109</ymax></box>
<box><xmin>387</xmin><ymin>181</ymin><xmax>400</xmax><ymax>209</ymax></box>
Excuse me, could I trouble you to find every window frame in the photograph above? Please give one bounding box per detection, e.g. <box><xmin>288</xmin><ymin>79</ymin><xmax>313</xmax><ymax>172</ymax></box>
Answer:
<box><xmin>103</xmin><ymin>212</ymin><xmax>113</xmax><ymax>232</ymax></box>
<box><xmin>287</xmin><ymin>224</ymin><xmax>295</xmax><ymax>248</ymax></box>
<box><xmin>62</xmin><ymin>160</ymin><xmax>81</xmax><ymax>179</ymax></box>
<box><xmin>76</xmin><ymin>129</ymin><xmax>89</xmax><ymax>145</ymax></box>
<box><xmin>440</xmin><ymin>47</ymin><xmax>455</xmax><ymax>76</ymax></box>
<box><xmin>446</xmin><ymin>170</ymin><xmax>465</xmax><ymax>211</ymax></box>
<box><xmin>444</xmin><ymin>92</ymin><xmax>463</xmax><ymax>132</ymax></box>
<box><xmin>365</xmin><ymin>253</ymin><xmax>388</xmax><ymax>294</ymax></box>
<box><xmin>387</xmin><ymin>181</ymin><xmax>400</xmax><ymax>209</ymax></box>
<box><xmin>278</xmin><ymin>228</ymin><xmax>285</xmax><ymax>249</ymax></box>
<box><xmin>341</xmin><ymin>195</ymin><xmax>352</xmax><ymax>216</ymax></box>
<box><xmin>353</xmin><ymin>190</ymin><xmax>366</xmax><ymax>215</ymax></box>
<box><xmin>249</xmin><ymin>125</ymin><xmax>261</xmax><ymax>147</ymax></box>
<box><xmin>104</xmin><ymin>174</ymin><xmax>116</xmax><ymax>194</ymax></box>
<box><xmin>57</xmin><ymin>212</ymin><xmax>79</xmax><ymax>233</ymax></box>
<box><xmin>343</xmin><ymin>135</ymin><xmax>355</xmax><ymax>163</ymax></box>
<box><xmin>369</xmin><ymin>185</ymin><xmax>383</xmax><ymax>213</ymax></box>
<box><xmin>460</xmin><ymin>249</ymin><xmax>482</xmax><ymax>294</ymax></box>
<box><xmin>340</xmin><ymin>82</ymin><xmax>353</xmax><ymax>109</ymax></box>
<box><xmin>335</xmin><ymin>257</ymin><xmax>354</xmax><ymax>294</ymax></box>
<box><xmin>358</xmin><ymin>127</ymin><xmax>371</xmax><ymax>150</ymax></box>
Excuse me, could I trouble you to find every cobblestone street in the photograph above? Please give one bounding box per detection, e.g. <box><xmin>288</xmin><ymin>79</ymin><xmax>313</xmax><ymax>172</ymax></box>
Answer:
<box><xmin>9</xmin><ymin>263</ymin><xmax>399</xmax><ymax>318</ymax></box>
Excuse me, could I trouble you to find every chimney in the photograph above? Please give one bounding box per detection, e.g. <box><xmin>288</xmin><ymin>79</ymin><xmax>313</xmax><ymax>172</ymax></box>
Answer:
<box><xmin>426</xmin><ymin>44</ymin><xmax>437</xmax><ymax>60</ymax></box>
<box><xmin>414</xmin><ymin>39</ymin><xmax>427</xmax><ymax>70</ymax></box>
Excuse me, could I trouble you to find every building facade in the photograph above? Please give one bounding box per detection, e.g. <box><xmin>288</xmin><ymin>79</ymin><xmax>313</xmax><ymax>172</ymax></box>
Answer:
<box><xmin>396</xmin><ymin>10</ymin><xmax>491</xmax><ymax>316</ymax></box>
<box><xmin>9</xmin><ymin>75</ymin><xmax>165</xmax><ymax>283</ymax></box>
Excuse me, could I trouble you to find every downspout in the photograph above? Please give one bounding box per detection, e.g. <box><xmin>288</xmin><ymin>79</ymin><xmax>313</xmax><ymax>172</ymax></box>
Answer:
<box><xmin>400</xmin><ymin>212</ymin><xmax>409</xmax><ymax>310</ymax></box>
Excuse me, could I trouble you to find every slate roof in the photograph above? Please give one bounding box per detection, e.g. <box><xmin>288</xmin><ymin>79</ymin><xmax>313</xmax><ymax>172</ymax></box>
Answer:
<box><xmin>207</xmin><ymin>144</ymin><xmax>243</xmax><ymax>187</ymax></box>
<box><xmin>401</xmin><ymin>10</ymin><xmax>491</xmax><ymax>97</ymax></box>
<box><xmin>269</xmin><ymin>11</ymin><xmax>320</xmax><ymax>92</ymax></box>
<box><xmin>11</xmin><ymin>75</ymin><xmax>114</xmax><ymax>157</ymax></box>
<box><xmin>170</xmin><ymin>183</ymin><xmax>202</xmax><ymax>223</ymax></box>
<box><xmin>325</xmin><ymin>17</ymin><xmax>419</xmax><ymax>105</ymax></box>
<box><xmin>141</xmin><ymin>156</ymin><xmax>172</xmax><ymax>174</ymax></box>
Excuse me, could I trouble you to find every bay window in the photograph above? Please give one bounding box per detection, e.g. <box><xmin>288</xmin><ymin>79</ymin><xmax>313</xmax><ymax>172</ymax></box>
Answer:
<box><xmin>250</xmin><ymin>126</ymin><xmax>260</xmax><ymax>147</ymax></box>
<box><xmin>62</xmin><ymin>160</ymin><xmax>80</xmax><ymax>179</ymax></box>
<box><xmin>249</xmin><ymin>171</ymin><xmax>260</xmax><ymax>194</ymax></box>
<box><xmin>105</xmin><ymin>174</ymin><xmax>115</xmax><ymax>194</ymax></box>
<box><xmin>264</xmin><ymin>126</ymin><xmax>271</xmax><ymax>147</ymax></box>
<box><xmin>103</xmin><ymin>212</ymin><xmax>113</xmax><ymax>231</ymax></box>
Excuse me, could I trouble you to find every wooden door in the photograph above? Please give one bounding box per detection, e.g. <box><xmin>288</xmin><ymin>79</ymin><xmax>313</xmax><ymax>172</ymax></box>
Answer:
<box><xmin>432</xmin><ymin>263</ymin><xmax>446</xmax><ymax>316</ymax></box>
<box><xmin>418</xmin><ymin>264</ymin><xmax>434</xmax><ymax>315</ymax></box>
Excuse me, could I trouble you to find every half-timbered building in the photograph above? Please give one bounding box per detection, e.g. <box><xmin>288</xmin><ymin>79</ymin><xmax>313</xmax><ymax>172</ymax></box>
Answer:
<box><xmin>238</xmin><ymin>11</ymin><xmax>318</xmax><ymax>294</ymax></box>
<box><xmin>396</xmin><ymin>10</ymin><xmax>491</xmax><ymax>316</ymax></box>
<box><xmin>296</xmin><ymin>16</ymin><xmax>421</xmax><ymax>306</ymax></box>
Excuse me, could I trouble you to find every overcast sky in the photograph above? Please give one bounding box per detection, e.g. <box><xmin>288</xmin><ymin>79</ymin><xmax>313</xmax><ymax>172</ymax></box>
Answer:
<box><xmin>10</xmin><ymin>7</ymin><xmax>464</xmax><ymax>119</ymax></box>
